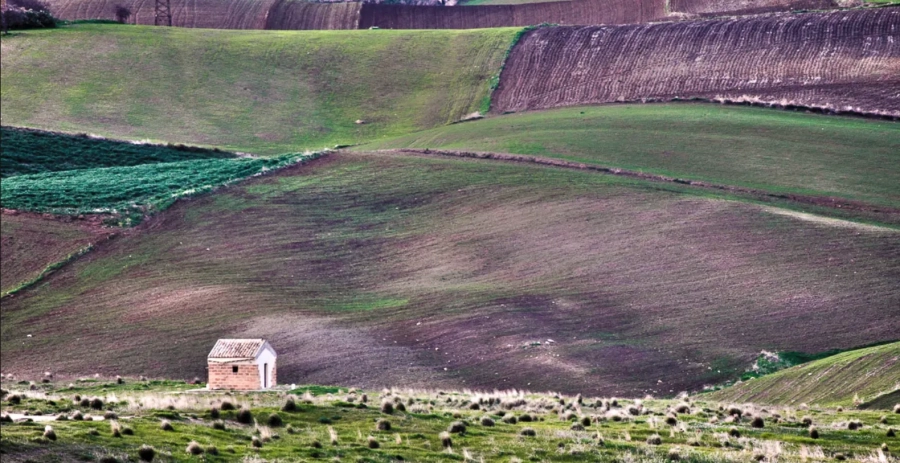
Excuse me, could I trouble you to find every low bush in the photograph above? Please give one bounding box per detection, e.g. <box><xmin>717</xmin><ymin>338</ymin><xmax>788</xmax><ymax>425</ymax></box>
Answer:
<box><xmin>236</xmin><ymin>408</ymin><xmax>253</xmax><ymax>424</ymax></box>
<box><xmin>137</xmin><ymin>445</ymin><xmax>155</xmax><ymax>462</ymax></box>
<box><xmin>376</xmin><ymin>418</ymin><xmax>391</xmax><ymax>431</ymax></box>
<box><xmin>519</xmin><ymin>427</ymin><xmax>536</xmax><ymax>437</ymax></box>
<box><xmin>448</xmin><ymin>421</ymin><xmax>466</xmax><ymax>434</ymax></box>
<box><xmin>267</xmin><ymin>413</ymin><xmax>283</xmax><ymax>427</ymax></box>
<box><xmin>186</xmin><ymin>441</ymin><xmax>203</xmax><ymax>455</ymax></box>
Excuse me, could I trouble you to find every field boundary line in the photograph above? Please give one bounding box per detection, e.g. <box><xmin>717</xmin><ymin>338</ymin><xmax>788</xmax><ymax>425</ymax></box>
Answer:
<box><xmin>378</xmin><ymin>148</ymin><xmax>900</xmax><ymax>224</ymax></box>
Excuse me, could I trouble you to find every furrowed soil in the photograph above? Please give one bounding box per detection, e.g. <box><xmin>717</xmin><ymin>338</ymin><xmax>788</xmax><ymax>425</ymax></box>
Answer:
<box><xmin>361</xmin><ymin>104</ymin><xmax>900</xmax><ymax>212</ymax></box>
<box><xmin>2</xmin><ymin>152</ymin><xmax>898</xmax><ymax>396</ymax></box>
<box><xmin>0</xmin><ymin>25</ymin><xmax>517</xmax><ymax>154</ymax></box>
<box><xmin>43</xmin><ymin>0</ymin><xmax>858</xmax><ymax>29</ymax></box>
<box><xmin>0</xmin><ymin>212</ymin><xmax>113</xmax><ymax>295</ymax></box>
<box><xmin>706</xmin><ymin>342</ymin><xmax>900</xmax><ymax>407</ymax></box>
<box><xmin>493</xmin><ymin>9</ymin><xmax>900</xmax><ymax>118</ymax></box>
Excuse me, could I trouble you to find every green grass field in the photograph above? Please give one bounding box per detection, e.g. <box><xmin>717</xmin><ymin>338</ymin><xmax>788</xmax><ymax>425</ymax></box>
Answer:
<box><xmin>0</xmin><ymin>126</ymin><xmax>234</xmax><ymax>178</ymax></box>
<box><xmin>0</xmin><ymin>24</ymin><xmax>518</xmax><ymax>154</ymax></box>
<box><xmin>1</xmin><ymin>379</ymin><xmax>897</xmax><ymax>463</ymax></box>
<box><xmin>706</xmin><ymin>342</ymin><xmax>900</xmax><ymax>407</ymax></box>
<box><xmin>0</xmin><ymin>151</ymin><xmax>323</xmax><ymax>216</ymax></box>
<box><xmin>361</xmin><ymin>104</ymin><xmax>900</xmax><ymax>209</ymax></box>
<box><xmin>2</xmin><ymin>151</ymin><xmax>897</xmax><ymax>397</ymax></box>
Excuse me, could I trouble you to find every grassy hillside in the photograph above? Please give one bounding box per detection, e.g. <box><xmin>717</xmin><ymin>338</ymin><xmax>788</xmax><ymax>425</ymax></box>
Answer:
<box><xmin>0</xmin><ymin>214</ymin><xmax>110</xmax><ymax>295</ymax></box>
<box><xmin>0</xmin><ymin>126</ymin><xmax>235</xmax><ymax>178</ymax></box>
<box><xmin>2</xmin><ymin>379</ymin><xmax>897</xmax><ymax>463</ymax></box>
<box><xmin>362</xmin><ymin>104</ymin><xmax>900</xmax><ymax>209</ymax></box>
<box><xmin>2</xmin><ymin>151</ymin><xmax>897</xmax><ymax>396</ymax></box>
<box><xmin>0</xmin><ymin>24</ymin><xmax>518</xmax><ymax>154</ymax></box>
<box><xmin>706</xmin><ymin>342</ymin><xmax>900</xmax><ymax>407</ymax></box>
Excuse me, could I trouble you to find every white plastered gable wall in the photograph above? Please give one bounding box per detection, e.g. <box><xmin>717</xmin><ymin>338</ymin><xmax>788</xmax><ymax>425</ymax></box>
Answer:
<box><xmin>256</xmin><ymin>342</ymin><xmax>277</xmax><ymax>389</ymax></box>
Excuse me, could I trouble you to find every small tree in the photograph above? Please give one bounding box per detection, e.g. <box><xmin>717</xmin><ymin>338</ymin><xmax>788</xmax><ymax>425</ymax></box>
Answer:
<box><xmin>114</xmin><ymin>4</ymin><xmax>131</xmax><ymax>23</ymax></box>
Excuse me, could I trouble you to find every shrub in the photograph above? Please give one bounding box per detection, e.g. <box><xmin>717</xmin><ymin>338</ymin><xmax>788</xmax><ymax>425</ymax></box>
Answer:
<box><xmin>56</xmin><ymin>413</ymin><xmax>68</xmax><ymax>421</ymax></box>
<box><xmin>104</xmin><ymin>411</ymin><xmax>118</xmax><ymax>420</ymax></box>
<box><xmin>801</xmin><ymin>416</ymin><xmax>813</xmax><ymax>426</ymax></box>
<box><xmin>206</xmin><ymin>445</ymin><xmax>219</xmax><ymax>455</ymax></box>
<box><xmin>90</xmin><ymin>398</ymin><xmax>104</xmax><ymax>410</ymax></box>
<box><xmin>887</xmin><ymin>428</ymin><xmax>896</xmax><ymax>438</ymax></box>
<box><xmin>519</xmin><ymin>413</ymin><xmax>533</xmax><ymax>422</ymax></box>
<box><xmin>0</xmin><ymin>413</ymin><xmax>12</xmax><ymax>423</ymax></box>
<box><xmin>80</xmin><ymin>398</ymin><xmax>91</xmax><ymax>407</ymax></box>
<box><xmin>628</xmin><ymin>406</ymin><xmax>641</xmax><ymax>416</ymax></box>
<box><xmin>480</xmin><ymin>416</ymin><xmax>495</xmax><ymax>427</ymax></box>
<box><xmin>267</xmin><ymin>413</ymin><xmax>283</xmax><ymax>427</ymax></box>
<box><xmin>727</xmin><ymin>406</ymin><xmax>742</xmax><ymax>417</ymax></box>
<box><xmin>809</xmin><ymin>426</ymin><xmax>819</xmax><ymax>439</ymax></box>
<box><xmin>728</xmin><ymin>427</ymin><xmax>741</xmax><ymax>438</ymax></box>
<box><xmin>110</xmin><ymin>421</ymin><xmax>122</xmax><ymax>438</ymax></box>
<box><xmin>646</xmin><ymin>434</ymin><xmax>662</xmax><ymax>445</ymax></box>
<box><xmin>282</xmin><ymin>398</ymin><xmax>297</xmax><ymax>412</ymax></box>
<box><xmin>8</xmin><ymin>395</ymin><xmax>21</xmax><ymax>405</ymax></box>
<box><xmin>376</xmin><ymin>418</ymin><xmax>391</xmax><ymax>431</ymax></box>
<box><xmin>98</xmin><ymin>457</ymin><xmax>119</xmax><ymax>463</ymax></box>
<box><xmin>439</xmin><ymin>431</ymin><xmax>452</xmax><ymax>448</ymax></box>
<box><xmin>894</xmin><ymin>404</ymin><xmax>900</xmax><ymax>414</ymax></box>
<box><xmin>848</xmin><ymin>420</ymin><xmax>861</xmax><ymax>431</ymax></box>
<box><xmin>469</xmin><ymin>402</ymin><xmax>480</xmax><ymax>411</ymax></box>
<box><xmin>667</xmin><ymin>447</ymin><xmax>681</xmax><ymax>460</ymax></box>
<box><xmin>519</xmin><ymin>427</ymin><xmax>536</xmax><ymax>437</ymax></box>
<box><xmin>159</xmin><ymin>420</ymin><xmax>174</xmax><ymax>431</ymax></box>
<box><xmin>116</xmin><ymin>376</ymin><xmax>124</xmax><ymax>385</ymax></box>
<box><xmin>236</xmin><ymin>408</ymin><xmax>253</xmax><ymax>424</ymax></box>
<box><xmin>310</xmin><ymin>440</ymin><xmax>322</xmax><ymax>448</ymax></box>
<box><xmin>665</xmin><ymin>415</ymin><xmax>678</xmax><ymax>426</ymax></box>
<box><xmin>447</xmin><ymin>421</ymin><xmax>466</xmax><ymax>434</ymax></box>
<box><xmin>367</xmin><ymin>436</ymin><xmax>379</xmax><ymax>449</ymax></box>
<box><xmin>213</xmin><ymin>420</ymin><xmax>226</xmax><ymax>430</ymax></box>
<box><xmin>380</xmin><ymin>401</ymin><xmax>394</xmax><ymax>414</ymax></box>
<box><xmin>43</xmin><ymin>425</ymin><xmax>57</xmax><ymax>441</ymax></box>
<box><xmin>137</xmin><ymin>445</ymin><xmax>155</xmax><ymax>462</ymax></box>
<box><xmin>396</xmin><ymin>402</ymin><xmax>406</xmax><ymax>412</ymax></box>
<box><xmin>113</xmin><ymin>4</ymin><xmax>131</xmax><ymax>23</ymax></box>
<box><xmin>220</xmin><ymin>401</ymin><xmax>235</xmax><ymax>411</ymax></box>
<box><xmin>251</xmin><ymin>436</ymin><xmax>262</xmax><ymax>448</ymax></box>
<box><xmin>751</xmin><ymin>416</ymin><xmax>765</xmax><ymax>428</ymax></box>
<box><xmin>674</xmin><ymin>403</ymin><xmax>691</xmax><ymax>414</ymax></box>
<box><xmin>209</xmin><ymin>407</ymin><xmax>220</xmax><ymax>419</ymax></box>
<box><xmin>186</xmin><ymin>441</ymin><xmax>203</xmax><ymax>455</ymax></box>
<box><xmin>121</xmin><ymin>426</ymin><xmax>134</xmax><ymax>436</ymax></box>
<box><xmin>580</xmin><ymin>416</ymin><xmax>591</xmax><ymax>427</ymax></box>
<box><xmin>503</xmin><ymin>415</ymin><xmax>518</xmax><ymax>424</ymax></box>
<box><xmin>570</xmin><ymin>423</ymin><xmax>585</xmax><ymax>431</ymax></box>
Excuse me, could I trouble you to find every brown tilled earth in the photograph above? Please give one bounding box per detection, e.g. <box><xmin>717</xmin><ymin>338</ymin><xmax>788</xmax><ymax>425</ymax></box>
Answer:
<box><xmin>0</xmin><ymin>211</ymin><xmax>115</xmax><ymax>294</ymax></box>
<box><xmin>45</xmin><ymin>0</ymin><xmax>854</xmax><ymax>30</ymax></box>
<box><xmin>493</xmin><ymin>8</ymin><xmax>900</xmax><ymax>117</ymax></box>
<box><xmin>2</xmin><ymin>152</ymin><xmax>898</xmax><ymax>395</ymax></box>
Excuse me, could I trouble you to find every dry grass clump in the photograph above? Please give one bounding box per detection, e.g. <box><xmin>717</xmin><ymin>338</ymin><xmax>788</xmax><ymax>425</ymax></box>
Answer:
<box><xmin>448</xmin><ymin>421</ymin><xmax>466</xmax><ymax>434</ymax></box>
<box><xmin>251</xmin><ymin>436</ymin><xmax>262</xmax><ymax>448</ymax></box>
<box><xmin>809</xmin><ymin>426</ymin><xmax>820</xmax><ymax>439</ymax></box>
<box><xmin>665</xmin><ymin>415</ymin><xmax>678</xmax><ymax>426</ymax></box>
<box><xmin>213</xmin><ymin>420</ymin><xmax>226</xmax><ymax>430</ymax></box>
<box><xmin>728</xmin><ymin>427</ymin><xmax>741</xmax><ymax>438</ymax></box>
<box><xmin>209</xmin><ymin>407</ymin><xmax>220</xmax><ymax>419</ymax></box>
<box><xmin>56</xmin><ymin>413</ymin><xmax>68</xmax><ymax>421</ymax></box>
<box><xmin>282</xmin><ymin>398</ymin><xmax>297</xmax><ymax>412</ymax></box>
<box><xmin>159</xmin><ymin>419</ymin><xmax>174</xmax><ymax>431</ymax></box>
<box><xmin>206</xmin><ymin>445</ymin><xmax>219</xmax><ymax>455</ymax></box>
<box><xmin>480</xmin><ymin>416</ymin><xmax>495</xmax><ymax>427</ymax></box>
<box><xmin>887</xmin><ymin>428</ymin><xmax>896</xmax><ymax>437</ymax></box>
<box><xmin>801</xmin><ymin>416</ymin><xmax>813</xmax><ymax>426</ymax></box>
<box><xmin>646</xmin><ymin>434</ymin><xmax>662</xmax><ymax>445</ymax></box>
<box><xmin>893</xmin><ymin>404</ymin><xmax>900</xmax><ymax>414</ymax></box>
<box><xmin>90</xmin><ymin>398</ymin><xmax>104</xmax><ymax>410</ymax></box>
<box><xmin>751</xmin><ymin>416</ymin><xmax>765</xmax><ymax>428</ymax></box>
<box><xmin>236</xmin><ymin>408</ymin><xmax>253</xmax><ymax>424</ymax></box>
<box><xmin>104</xmin><ymin>410</ymin><xmax>118</xmax><ymax>420</ymax></box>
<box><xmin>440</xmin><ymin>431</ymin><xmax>452</xmax><ymax>448</ymax></box>
<box><xmin>266</xmin><ymin>413</ymin><xmax>283</xmax><ymax>427</ymax></box>
<box><xmin>674</xmin><ymin>403</ymin><xmax>691</xmax><ymax>414</ymax></box>
<box><xmin>503</xmin><ymin>415</ymin><xmax>517</xmax><ymax>424</ymax></box>
<box><xmin>848</xmin><ymin>420</ymin><xmax>862</xmax><ymax>430</ymax></box>
<box><xmin>571</xmin><ymin>422</ymin><xmax>585</xmax><ymax>431</ymax></box>
<box><xmin>110</xmin><ymin>421</ymin><xmax>122</xmax><ymax>437</ymax></box>
<box><xmin>367</xmin><ymin>436</ymin><xmax>379</xmax><ymax>449</ymax></box>
<box><xmin>137</xmin><ymin>444</ymin><xmax>155</xmax><ymax>462</ymax></box>
<box><xmin>43</xmin><ymin>425</ymin><xmax>57</xmax><ymax>441</ymax></box>
<box><xmin>0</xmin><ymin>413</ymin><xmax>12</xmax><ymax>423</ymax></box>
<box><xmin>376</xmin><ymin>418</ymin><xmax>391</xmax><ymax>431</ymax></box>
<box><xmin>220</xmin><ymin>400</ymin><xmax>235</xmax><ymax>411</ymax></box>
<box><xmin>519</xmin><ymin>427</ymin><xmax>536</xmax><ymax>437</ymax></box>
<box><xmin>380</xmin><ymin>400</ymin><xmax>394</xmax><ymax>414</ymax></box>
<box><xmin>186</xmin><ymin>441</ymin><xmax>203</xmax><ymax>455</ymax></box>
<box><xmin>519</xmin><ymin>413</ymin><xmax>533</xmax><ymax>422</ymax></box>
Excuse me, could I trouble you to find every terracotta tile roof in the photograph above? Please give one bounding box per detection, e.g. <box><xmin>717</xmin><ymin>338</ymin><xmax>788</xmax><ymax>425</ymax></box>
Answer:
<box><xmin>208</xmin><ymin>339</ymin><xmax>266</xmax><ymax>359</ymax></box>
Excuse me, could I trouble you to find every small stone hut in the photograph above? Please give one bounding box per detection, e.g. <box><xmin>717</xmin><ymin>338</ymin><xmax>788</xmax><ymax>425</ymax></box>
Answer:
<box><xmin>207</xmin><ymin>339</ymin><xmax>277</xmax><ymax>390</ymax></box>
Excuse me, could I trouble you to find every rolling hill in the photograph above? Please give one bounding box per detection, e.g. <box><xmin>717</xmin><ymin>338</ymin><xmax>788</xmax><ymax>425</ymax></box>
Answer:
<box><xmin>2</xmin><ymin>150</ymin><xmax>898</xmax><ymax>396</ymax></box>
<box><xmin>0</xmin><ymin>24</ymin><xmax>517</xmax><ymax>154</ymax></box>
<box><xmin>706</xmin><ymin>341</ymin><xmax>900</xmax><ymax>407</ymax></box>
<box><xmin>362</xmin><ymin>104</ymin><xmax>900</xmax><ymax>214</ymax></box>
<box><xmin>493</xmin><ymin>8</ymin><xmax>900</xmax><ymax>118</ymax></box>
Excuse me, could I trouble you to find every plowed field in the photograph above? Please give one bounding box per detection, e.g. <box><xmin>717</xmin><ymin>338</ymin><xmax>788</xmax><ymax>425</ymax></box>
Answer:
<box><xmin>265</xmin><ymin>0</ymin><xmax>361</xmax><ymax>30</ymax></box>
<box><xmin>359</xmin><ymin>0</ymin><xmax>665</xmax><ymax>29</ymax></box>
<box><xmin>670</xmin><ymin>0</ymin><xmax>845</xmax><ymax>15</ymax></box>
<box><xmin>493</xmin><ymin>8</ymin><xmax>900</xmax><ymax>117</ymax></box>
<box><xmin>46</xmin><ymin>0</ymin><xmax>275</xmax><ymax>28</ymax></box>
<box><xmin>2</xmin><ymin>152</ymin><xmax>898</xmax><ymax>395</ymax></box>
